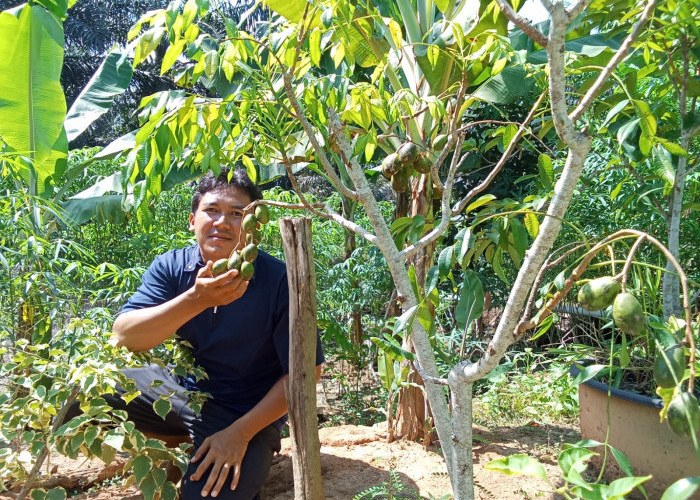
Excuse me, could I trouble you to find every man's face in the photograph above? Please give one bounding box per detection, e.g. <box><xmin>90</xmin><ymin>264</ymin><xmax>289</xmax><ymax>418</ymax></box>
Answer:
<box><xmin>189</xmin><ymin>187</ymin><xmax>252</xmax><ymax>263</ymax></box>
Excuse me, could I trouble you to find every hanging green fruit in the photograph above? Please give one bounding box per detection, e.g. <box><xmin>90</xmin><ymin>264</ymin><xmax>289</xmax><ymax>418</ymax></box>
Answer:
<box><xmin>667</xmin><ymin>392</ymin><xmax>700</xmax><ymax>437</ymax></box>
<box><xmin>612</xmin><ymin>292</ymin><xmax>645</xmax><ymax>335</ymax></box>
<box><xmin>577</xmin><ymin>277</ymin><xmax>621</xmax><ymax>311</ymax></box>
<box><xmin>653</xmin><ymin>345</ymin><xmax>686</xmax><ymax>389</ymax></box>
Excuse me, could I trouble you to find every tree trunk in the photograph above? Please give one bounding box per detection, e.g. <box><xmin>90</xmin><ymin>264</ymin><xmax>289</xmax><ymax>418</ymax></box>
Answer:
<box><xmin>279</xmin><ymin>217</ymin><xmax>324</xmax><ymax>500</ymax></box>
<box><xmin>396</xmin><ymin>174</ymin><xmax>433</xmax><ymax>441</ymax></box>
<box><xmin>662</xmin><ymin>130</ymin><xmax>689</xmax><ymax>319</ymax></box>
<box><xmin>342</xmin><ymin>197</ymin><xmax>364</xmax><ymax>346</ymax></box>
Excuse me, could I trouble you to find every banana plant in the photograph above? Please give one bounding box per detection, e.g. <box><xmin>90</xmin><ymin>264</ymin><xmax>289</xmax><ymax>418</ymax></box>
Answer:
<box><xmin>0</xmin><ymin>1</ymin><xmax>133</xmax><ymax>201</ymax></box>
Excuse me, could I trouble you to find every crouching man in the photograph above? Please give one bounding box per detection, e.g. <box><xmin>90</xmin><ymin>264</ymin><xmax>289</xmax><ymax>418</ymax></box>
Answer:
<box><xmin>111</xmin><ymin>168</ymin><xmax>324</xmax><ymax>499</ymax></box>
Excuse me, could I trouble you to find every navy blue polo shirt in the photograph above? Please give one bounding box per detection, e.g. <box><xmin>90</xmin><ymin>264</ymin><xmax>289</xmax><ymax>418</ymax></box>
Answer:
<box><xmin>121</xmin><ymin>243</ymin><xmax>324</xmax><ymax>421</ymax></box>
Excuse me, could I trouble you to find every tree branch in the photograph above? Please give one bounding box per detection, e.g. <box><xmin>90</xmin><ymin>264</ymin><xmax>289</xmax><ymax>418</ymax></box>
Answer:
<box><xmin>566</xmin><ymin>0</ymin><xmax>594</xmax><ymax>22</ymax></box>
<box><xmin>569</xmin><ymin>0</ymin><xmax>658</xmax><ymax>123</ymax></box>
<box><xmin>494</xmin><ymin>0</ymin><xmax>548</xmax><ymax>47</ymax></box>
<box><xmin>453</xmin><ymin>91</ymin><xmax>547</xmax><ymax>214</ymax></box>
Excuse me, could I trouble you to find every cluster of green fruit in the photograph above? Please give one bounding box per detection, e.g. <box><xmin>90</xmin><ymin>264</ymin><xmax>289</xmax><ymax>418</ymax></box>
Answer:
<box><xmin>577</xmin><ymin>277</ymin><xmax>644</xmax><ymax>335</ymax></box>
<box><xmin>211</xmin><ymin>204</ymin><xmax>271</xmax><ymax>281</ymax></box>
<box><xmin>380</xmin><ymin>137</ymin><xmax>444</xmax><ymax>193</ymax></box>
<box><xmin>577</xmin><ymin>277</ymin><xmax>700</xmax><ymax>437</ymax></box>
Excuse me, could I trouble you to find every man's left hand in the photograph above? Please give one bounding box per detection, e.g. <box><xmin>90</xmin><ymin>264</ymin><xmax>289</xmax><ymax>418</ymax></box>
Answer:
<box><xmin>189</xmin><ymin>424</ymin><xmax>250</xmax><ymax>497</ymax></box>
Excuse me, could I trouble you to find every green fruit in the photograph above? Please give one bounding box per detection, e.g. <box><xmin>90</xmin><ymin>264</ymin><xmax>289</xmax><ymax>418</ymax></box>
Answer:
<box><xmin>654</xmin><ymin>345</ymin><xmax>686</xmax><ymax>389</ymax></box>
<box><xmin>239</xmin><ymin>261</ymin><xmax>254</xmax><ymax>281</ymax></box>
<box><xmin>242</xmin><ymin>243</ymin><xmax>259</xmax><ymax>263</ymax></box>
<box><xmin>577</xmin><ymin>277</ymin><xmax>621</xmax><ymax>311</ymax></box>
<box><xmin>227</xmin><ymin>251</ymin><xmax>242</xmax><ymax>271</ymax></box>
<box><xmin>381</xmin><ymin>152</ymin><xmax>400</xmax><ymax>178</ymax></box>
<box><xmin>413</xmin><ymin>155</ymin><xmax>432</xmax><ymax>174</ymax></box>
<box><xmin>397</xmin><ymin>142</ymin><xmax>419</xmax><ymax>164</ymax></box>
<box><xmin>246</xmin><ymin>228</ymin><xmax>263</xmax><ymax>245</ymax></box>
<box><xmin>242</xmin><ymin>213</ymin><xmax>257</xmax><ymax>231</ymax></box>
<box><xmin>390</xmin><ymin>171</ymin><xmax>409</xmax><ymax>193</ymax></box>
<box><xmin>612</xmin><ymin>292</ymin><xmax>645</xmax><ymax>335</ymax></box>
<box><xmin>667</xmin><ymin>392</ymin><xmax>700</xmax><ymax>437</ymax></box>
<box><xmin>212</xmin><ymin>258</ymin><xmax>229</xmax><ymax>276</ymax></box>
<box><xmin>254</xmin><ymin>205</ymin><xmax>271</xmax><ymax>224</ymax></box>
<box><xmin>432</xmin><ymin>134</ymin><xmax>448</xmax><ymax>151</ymax></box>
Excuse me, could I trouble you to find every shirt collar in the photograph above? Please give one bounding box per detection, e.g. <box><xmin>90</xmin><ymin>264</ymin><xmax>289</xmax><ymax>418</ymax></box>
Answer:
<box><xmin>184</xmin><ymin>244</ymin><xmax>205</xmax><ymax>272</ymax></box>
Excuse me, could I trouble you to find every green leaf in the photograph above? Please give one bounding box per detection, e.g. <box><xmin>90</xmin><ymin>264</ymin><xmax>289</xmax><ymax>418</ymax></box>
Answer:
<box><xmin>661</xmin><ymin>477</ymin><xmax>700</xmax><ymax>500</ymax></box>
<box><xmin>309</xmin><ymin>29</ymin><xmax>321</xmax><ymax>67</ymax></box>
<box><xmin>153</xmin><ymin>398</ymin><xmax>172</xmax><ymax>420</ymax></box>
<box><xmin>558</xmin><ymin>446</ymin><xmax>596</xmax><ymax>486</ymax></box>
<box><xmin>455</xmin><ymin>270</ymin><xmax>484</xmax><ymax>331</ymax></box>
<box><xmin>0</xmin><ymin>4</ymin><xmax>66</xmax><ymax>195</ymax></box>
<box><xmin>465</xmin><ymin>194</ymin><xmax>496</xmax><ymax>213</ymax></box>
<box><xmin>656</xmin><ymin>137</ymin><xmax>688</xmax><ymax>157</ymax></box>
<box><xmin>133</xmin><ymin>27</ymin><xmax>165</xmax><ymax>67</ymax></box>
<box><xmin>45</xmin><ymin>488</ymin><xmax>66</xmax><ymax>500</ymax></box>
<box><xmin>160</xmin><ymin>481</ymin><xmax>178</xmax><ymax>500</ymax></box>
<box><xmin>438</xmin><ymin>246</ymin><xmax>454</xmax><ymax>278</ymax></box>
<box><xmin>605</xmin><ymin>475</ymin><xmax>653</xmax><ymax>498</ymax></box>
<box><xmin>523</xmin><ymin>211</ymin><xmax>539</xmax><ymax>239</ymax></box>
<box><xmin>161</xmin><ymin>39</ymin><xmax>186</xmax><ymax>75</ymax></box>
<box><xmin>435</xmin><ymin>0</ymin><xmax>450</xmax><ymax>13</ymax></box>
<box><xmin>571</xmin><ymin>364</ymin><xmax>606</xmax><ymax>385</ymax></box>
<box><xmin>485</xmin><ymin>454</ymin><xmax>549</xmax><ymax>481</ymax></box>
<box><xmin>132</xmin><ymin>455</ymin><xmax>153</xmax><ymax>483</ymax></box>
<box><xmin>537</xmin><ymin>153</ymin><xmax>553</xmax><ymax>188</ymax></box>
<box><xmin>64</xmin><ymin>47</ymin><xmax>133</xmax><ymax>142</ymax></box>
<box><xmin>30</xmin><ymin>489</ymin><xmax>47</xmax><ymax>500</ymax></box>
<box><xmin>139</xmin><ymin>473</ymin><xmax>158</xmax><ymax>500</ymax></box>
<box><xmin>103</xmin><ymin>430</ymin><xmax>124</xmax><ymax>451</ymax></box>
<box><xmin>472</xmin><ymin>66</ymin><xmax>534</xmax><ymax>104</ymax></box>
<box><xmin>632</xmin><ymin>99</ymin><xmax>657</xmax><ymax>137</ymax></box>
<box><xmin>392</xmin><ymin>305</ymin><xmax>417</xmax><ymax>336</ymax></box>
<box><xmin>83</xmin><ymin>426</ymin><xmax>99</xmax><ymax>447</ymax></box>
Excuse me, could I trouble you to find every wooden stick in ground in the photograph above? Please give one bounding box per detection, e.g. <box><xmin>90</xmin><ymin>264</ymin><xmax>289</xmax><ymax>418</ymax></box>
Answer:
<box><xmin>279</xmin><ymin>217</ymin><xmax>324</xmax><ymax>500</ymax></box>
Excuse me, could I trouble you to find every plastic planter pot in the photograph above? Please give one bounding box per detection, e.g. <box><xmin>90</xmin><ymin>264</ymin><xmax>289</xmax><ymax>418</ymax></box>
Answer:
<box><xmin>571</xmin><ymin>362</ymin><xmax>700</xmax><ymax>498</ymax></box>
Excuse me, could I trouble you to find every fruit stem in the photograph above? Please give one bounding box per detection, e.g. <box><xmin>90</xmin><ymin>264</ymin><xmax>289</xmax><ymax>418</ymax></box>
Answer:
<box><xmin>616</xmin><ymin>235</ymin><xmax>646</xmax><ymax>292</ymax></box>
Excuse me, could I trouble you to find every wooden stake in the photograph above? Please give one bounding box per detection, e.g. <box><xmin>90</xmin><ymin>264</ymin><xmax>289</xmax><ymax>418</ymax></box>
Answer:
<box><xmin>279</xmin><ymin>217</ymin><xmax>324</xmax><ymax>500</ymax></box>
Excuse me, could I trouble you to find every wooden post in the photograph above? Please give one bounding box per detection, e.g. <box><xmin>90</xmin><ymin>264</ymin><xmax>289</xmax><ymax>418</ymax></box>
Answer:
<box><xmin>279</xmin><ymin>217</ymin><xmax>324</xmax><ymax>500</ymax></box>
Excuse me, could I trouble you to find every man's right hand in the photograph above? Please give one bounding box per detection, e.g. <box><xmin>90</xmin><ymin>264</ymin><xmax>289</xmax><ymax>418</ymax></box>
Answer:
<box><xmin>191</xmin><ymin>261</ymin><xmax>249</xmax><ymax>309</ymax></box>
<box><xmin>112</xmin><ymin>262</ymin><xmax>249</xmax><ymax>352</ymax></box>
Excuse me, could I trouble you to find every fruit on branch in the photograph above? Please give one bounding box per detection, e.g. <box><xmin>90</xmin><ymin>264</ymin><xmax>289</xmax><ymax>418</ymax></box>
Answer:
<box><xmin>432</xmin><ymin>134</ymin><xmax>448</xmax><ymax>151</ymax></box>
<box><xmin>255</xmin><ymin>205</ymin><xmax>271</xmax><ymax>224</ymax></box>
<box><xmin>390</xmin><ymin>169</ymin><xmax>409</xmax><ymax>193</ymax></box>
<box><xmin>242</xmin><ymin>243</ymin><xmax>259</xmax><ymax>263</ymax></box>
<box><xmin>239</xmin><ymin>261</ymin><xmax>255</xmax><ymax>281</ymax></box>
<box><xmin>612</xmin><ymin>292</ymin><xmax>645</xmax><ymax>335</ymax></box>
<box><xmin>243</xmin><ymin>213</ymin><xmax>257</xmax><ymax>231</ymax></box>
<box><xmin>653</xmin><ymin>345</ymin><xmax>686</xmax><ymax>389</ymax></box>
<box><xmin>213</xmin><ymin>258</ymin><xmax>230</xmax><ymax>276</ymax></box>
<box><xmin>577</xmin><ymin>277</ymin><xmax>621</xmax><ymax>311</ymax></box>
<box><xmin>228</xmin><ymin>251</ymin><xmax>242</xmax><ymax>272</ymax></box>
<box><xmin>413</xmin><ymin>155</ymin><xmax>432</xmax><ymax>174</ymax></box>
<box><xmin>246</xmin><ymin>228</ymin><xmax>263</xmax><ymax>245</ymax></box>
<box><xmin>381</xmin><ymin>152</ymin><xmax>401</xmax><ymax>178</ymax></box>
<box><xmin>397</xmin><ymin>142</ymin><xmax>419</xmax><ymax>165</ymax></box>
<box><xmin>666</xmin><ymin>392</ymin><xmax>700</xmax><ymax>437</ymax></box>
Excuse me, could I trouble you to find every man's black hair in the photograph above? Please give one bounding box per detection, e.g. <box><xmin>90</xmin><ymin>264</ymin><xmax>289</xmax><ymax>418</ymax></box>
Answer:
<box><xmin>191</xmin><ymin>168</ymin><xmax>262</xmax><ymax>213</ymax></box>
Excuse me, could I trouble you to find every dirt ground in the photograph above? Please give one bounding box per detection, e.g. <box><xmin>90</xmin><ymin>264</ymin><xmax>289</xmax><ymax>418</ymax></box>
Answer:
<box><xmin>2</xmin><ymin>421</ymin><xmax>577</xmax><ymax>500</ymax></box>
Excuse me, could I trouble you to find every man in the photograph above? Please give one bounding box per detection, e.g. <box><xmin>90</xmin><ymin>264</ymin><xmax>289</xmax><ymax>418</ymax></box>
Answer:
<box><xmin>112</xmin><ymin>168</ymin><xmax>324</xmax><ymax>499</ymax></box>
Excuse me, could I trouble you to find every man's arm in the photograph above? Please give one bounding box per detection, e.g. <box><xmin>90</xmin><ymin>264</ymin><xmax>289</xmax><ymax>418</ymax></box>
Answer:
<box><xmin>112</xmin><ymin>264</ymin><xmax>248</xmax><ymax>352</ymax></box>
<box><xmin>190</xmin><ymin>365</ymin><xmax>323</xmax><ymax>497</ymax></box>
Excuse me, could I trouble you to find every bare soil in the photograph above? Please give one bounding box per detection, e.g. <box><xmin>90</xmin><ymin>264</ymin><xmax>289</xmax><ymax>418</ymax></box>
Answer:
<box><xmin>2</xmin><ymin>421</ymin><xmax>576</xmax><ymax>500</ymax></box>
